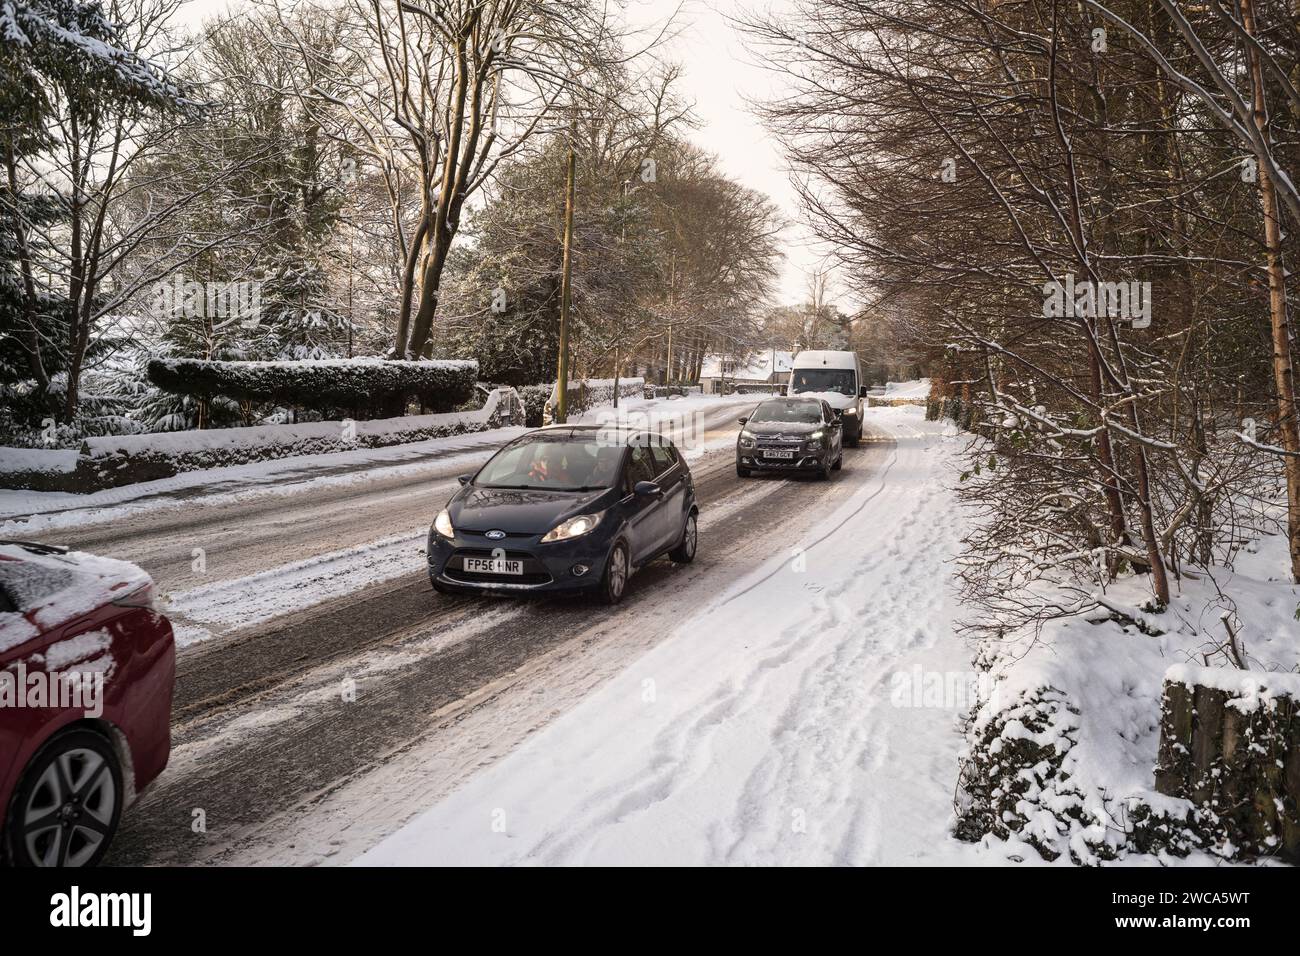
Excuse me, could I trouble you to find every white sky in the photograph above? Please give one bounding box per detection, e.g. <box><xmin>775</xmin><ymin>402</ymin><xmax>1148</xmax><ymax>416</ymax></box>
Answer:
<box><xmin>177</xmin><ymin>0</ymin><xmax>831</xmax><ymax>307</ymax></box>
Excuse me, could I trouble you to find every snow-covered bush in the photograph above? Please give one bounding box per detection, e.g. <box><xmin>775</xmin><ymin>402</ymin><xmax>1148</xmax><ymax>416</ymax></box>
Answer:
<box><xmin>955</xmin><ymin>684</ymin><xmax>1115</xmax><ymax>864</ymax></box>
<box><xmin>953</xmin><ymin>528</ymin><xmax>1300</xmax><ymax>865</ymax></box>
<box><xmin>146</xmin><ymin>357</ymin><xmax>478</xmax><ymax>417</ymax></box>
<box><xmin>644</xmin><ymin>384</ymin><xmax>702</xmax><ymax>399</ymax></box>
<box><xmin>543</xmin><ymin>377</ymin><xmax>644</xmax><ymax>423</ymax></box>
<box><xmin>518</xmin><ymin>384</ymin><xmax>551</xmax><ymax>427</ymax></box>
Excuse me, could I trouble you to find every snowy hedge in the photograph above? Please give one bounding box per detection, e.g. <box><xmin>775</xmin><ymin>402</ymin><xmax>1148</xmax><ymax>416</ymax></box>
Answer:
<box><xmin>644</xmin><ymin>384</ymin><xmax>702</xmax><ymax>399</ymax></box>
<box><xmin>543</xmin><ymin>377</ymin><xmax>645</xmax><ymax>424</ymax></box>
<box><xmin>721</xmin><ymin>382</ymin><xmax>784</xmax><ymax>396</ymax></box>
<box><xmin>0</xmin><ymin>447</ymin><xmax>81</xmax><ymax>493</ymax></box>
<box><xmin>0</xmin><ymin>388</ymin><xmax>524</xmax><ymax>493</ymax></box>
<box><xmin>147</xmin><ymin>357</ymin><xmax>478</xmax><ymax>416</ymax></box>
<box><xmin>518</xmin><ymin>384</ymin><xmax>551</xmax><ymax>428</ymax></box>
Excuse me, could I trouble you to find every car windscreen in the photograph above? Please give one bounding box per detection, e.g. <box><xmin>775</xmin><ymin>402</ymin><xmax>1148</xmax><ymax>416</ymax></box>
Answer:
<box><xmin>751</xmin><ymin>400</ymin><xmax>823</xmax><ymax>424</ymax></box>
<box><xmin>790</xmin><ymin>368</ymin><xmax>856</xmax><ymax>395</ymax></box>
<box><xmin>0</xmin><ymin>555</ymin><xmax>75</xmax><ymax>612</ymax></box>
<box><xmin>475</xmin><ymin>437</ymin><xmax>624</xmax><ymax>491</ymax></box>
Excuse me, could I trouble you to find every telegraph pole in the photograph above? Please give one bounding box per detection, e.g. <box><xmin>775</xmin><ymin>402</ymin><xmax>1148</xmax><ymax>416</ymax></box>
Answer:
<box><xmin>556</xmin><ymin>121</ymin><xmax>576</xmax><ymax>424</ymax></box>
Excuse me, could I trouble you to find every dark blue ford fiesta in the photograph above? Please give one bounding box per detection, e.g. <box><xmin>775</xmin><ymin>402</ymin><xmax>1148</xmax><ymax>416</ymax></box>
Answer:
<box><xmin>427</xmin><ymin>425</ymin><xmax>699</xmax><ymax>604</ymax></box>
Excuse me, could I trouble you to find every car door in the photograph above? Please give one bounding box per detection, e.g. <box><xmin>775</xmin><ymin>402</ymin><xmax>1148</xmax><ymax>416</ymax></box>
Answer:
<box><xmin>621</xmin><ymin>444</ymin><xmax>662</xmax><ymax>563</ymax></box>
<box><xmin>648</xmin><ymin>440</ymin><xmax>686</xmax><ymax>549</ymax></box>
<box><xmin>822</xmin><ymin>401</ymin><xmax>842</xmax><ymax>458</ymax></box>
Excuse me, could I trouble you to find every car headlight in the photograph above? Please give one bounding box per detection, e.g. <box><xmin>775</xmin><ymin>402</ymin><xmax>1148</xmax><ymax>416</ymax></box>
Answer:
<box><xmin>809</xmin><ymin>430</ymin><xmax>825</xmax><ymax>442</ymax></box>
<box><xmin>541</xmin><ymin>512</ymin><xmax>603</xmax><ymax>543</ymax></box>
<box><xmin>843</xmin><ymin>407</ymin><xmax>858</xmax><ymax>416</ymax></box>
<box><xmin>739</xmin><ymin>430</ymin><xmax>756</xmax><ymax>449</ymax></box>
<box><xmin>434</xmin><ymin>509</ymin><xmax>454</xmax><ymax>538</ymax></box>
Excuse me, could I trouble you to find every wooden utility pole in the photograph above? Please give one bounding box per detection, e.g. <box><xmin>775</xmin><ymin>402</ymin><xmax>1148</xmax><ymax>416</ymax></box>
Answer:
<box><xmin>613</xmin><ymin>344</ymin><xmax>621</xmax><ymax>409</ymax></box>
<box><xmin>665</xmin><ymin>323</ymin><xmax>673</xmax><ymax>385</ymax></box>
<box><xmin>556</xmin><ymin>122</ymin><xmax>576</xmax><ymax>424</ymax></box>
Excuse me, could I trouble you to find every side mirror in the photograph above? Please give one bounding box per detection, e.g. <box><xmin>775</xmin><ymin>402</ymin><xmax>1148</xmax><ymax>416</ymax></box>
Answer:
<box><xmin>859</xmin><ymin>386</ymin><xmax>869</xmax><ymax>398</ymax></box>
<box><xmin>457</xmin><ymin>475</ymin><xmax>472</xmax><ymax>485</ymax></box>
<box><xmin>634</xmin><ymin>480</ymin><xmax>662</xmax><ymax>498</ymax></box>
<box><xmin>737</xmin><ymin>416</ymin><xmax>748</xmax><ymax>425</ymax></box>
<box><xmin>830</xmin><ymin>419</ymin><xmax>842</xmax><ymax>429</ymax></box>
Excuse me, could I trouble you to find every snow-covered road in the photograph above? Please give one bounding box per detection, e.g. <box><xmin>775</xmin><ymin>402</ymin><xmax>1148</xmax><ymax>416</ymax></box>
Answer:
<box><xmin>7</xmin><ymin>396</ymin><xmax>904</xmax><ymax>865</ymax></box>
<box><xmin>354</xmin><ymin>406</ymin><xmax>986</xmax><ymax>866</ymax></box>
<box><xmin>5</xmin><ymin>397</ymin><xmax>990</xmax><ymax>866</ymax></box>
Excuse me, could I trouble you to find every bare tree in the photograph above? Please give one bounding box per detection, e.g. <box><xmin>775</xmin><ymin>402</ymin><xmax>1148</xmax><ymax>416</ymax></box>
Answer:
<box><xmin>268</xmin><ymin>0</ymin><xmax>665</xmax><ymax>359</ymax></box>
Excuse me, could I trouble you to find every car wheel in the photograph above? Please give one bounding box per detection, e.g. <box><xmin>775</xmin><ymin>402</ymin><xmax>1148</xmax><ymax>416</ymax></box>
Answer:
<box><xmin>431</xmin><ymin>578</ymin><xmax>454</xmax><ymax>596</ymax></box>
<box><xmin>833</xmin><ymin>453</ymin><xmax>843</xmax><ymax>471</ymax></box>
<box><xmin>736</xmin><ymin>464</ymin><xmax>750</xmax><ymax>478</ymax></box>
<box><xmin>669</xmin><ymin>512</ymin><xmax>698</xmax><ymax>564</ymax></box>
<box><xmin>599</xmin><ymin>541</ymin><xmax>630</xmax><ymax>605</ymax></box>
<box><xmin>817</xmin><ymin>458</ymin><xmax>831</xmax><ymax>480</ymax></box>
<box><xmin>5</xmin><ymin>729</ymin><xmax>122</xmax><ymax>867</ymax></box>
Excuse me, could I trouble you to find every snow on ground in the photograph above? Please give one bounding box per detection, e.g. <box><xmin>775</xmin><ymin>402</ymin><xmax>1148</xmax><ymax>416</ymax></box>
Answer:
<box><xmin>883</xmin><ymin>378</ymin><xmax>931</xmax><ymax>399</ymax></box>
<box><xmin>0</xmin><ymin>428</ymin><xmax>528</xmax><ymax>534</ymax></box>
<box><xmin>964</xmin><ymin>527</ymin><xmax>1300</xmax><ymax>864</ymax></box>
<box><xmin>356</xmin><ymin>405</ymin><xmax>998</xmax><ymax>866</ymax></box>
<box><xmin>0</xmin><ymin>394</ymin><xmax>754</xmax><ymax>537</ymax></box>
<box><xmin>163</xmin><ymin>532</ymin><xmax>427</xmax><ymax>648</ymax></box>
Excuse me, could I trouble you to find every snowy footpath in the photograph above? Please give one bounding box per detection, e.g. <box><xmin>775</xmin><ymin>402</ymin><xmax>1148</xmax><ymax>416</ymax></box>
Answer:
<box><xmin>357</xmin><ymin>405</ymin><xmax>991</xmax><ymax>866</ymax></box>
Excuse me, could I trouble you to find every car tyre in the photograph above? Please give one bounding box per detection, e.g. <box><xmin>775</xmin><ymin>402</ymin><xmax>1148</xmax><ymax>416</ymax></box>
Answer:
<box><xmin>833</xmin><ymin>452</ymin><xmax>843</xmax><ymax>471</ymax></box>
<box><xmin>736</xmin><ymin>464</ymin><xmax>750</xmax><ymax>478</ymax></box>
<box><xmin>669</xmin><ymin>511</ymin><xmax>698</xmax><ymax>564</ymax></box>
<box><xmin>598</xmin><ymin>541</ymin><xmax>630</xmax><ymax>605</ymax></box>
<box><xmin>5</xmin><ymin>729</ymin><xmax>123</xmax><ymax>867</ymax></box>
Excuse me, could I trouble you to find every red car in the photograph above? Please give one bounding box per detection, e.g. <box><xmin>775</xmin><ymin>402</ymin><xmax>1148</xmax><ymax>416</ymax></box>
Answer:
<box><xmin>0</xmin><ymin>541</ymin><xmax>174</xmax><ymax>866</ymax></box>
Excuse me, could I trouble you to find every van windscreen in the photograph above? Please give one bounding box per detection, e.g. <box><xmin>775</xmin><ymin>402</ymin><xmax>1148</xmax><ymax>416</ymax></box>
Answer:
<box><xmin>790</xmin><ymin>368</ymin><xmax>855</xmax><ymax>395</ymax></box>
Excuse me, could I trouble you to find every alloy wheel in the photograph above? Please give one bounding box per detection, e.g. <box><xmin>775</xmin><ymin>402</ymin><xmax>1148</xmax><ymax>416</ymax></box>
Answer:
<box><xmin>22</xmin><ymin>746</ymin><xmax>118</xmax><ymax>867</ymax></box>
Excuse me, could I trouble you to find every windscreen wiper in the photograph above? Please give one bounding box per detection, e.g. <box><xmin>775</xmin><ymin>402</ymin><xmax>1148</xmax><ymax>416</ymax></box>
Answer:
<box><xmin>0</xmin><ymin>540</ymin><xmax>69</xmax><ymax>555</ymax></box>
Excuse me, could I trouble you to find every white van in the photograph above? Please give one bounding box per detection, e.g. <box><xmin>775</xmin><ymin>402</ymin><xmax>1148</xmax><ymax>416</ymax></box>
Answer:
<box><xmin>787</xmin><ymin>350</ymin><xmax>867</xmax><ymax>445</ymax></box>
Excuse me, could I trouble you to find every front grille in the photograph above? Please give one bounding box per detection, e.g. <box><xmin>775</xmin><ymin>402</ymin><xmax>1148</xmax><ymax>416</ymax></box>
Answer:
<box><xmin>445</xmin><ymin>568</ymin><xmax>552</xmax><ymax>585</ymax></box>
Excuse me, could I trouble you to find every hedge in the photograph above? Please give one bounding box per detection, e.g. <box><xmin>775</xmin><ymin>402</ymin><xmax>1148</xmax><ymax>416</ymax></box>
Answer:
<box><xmin>518</xmin><ymin>384</ymin><xmax>551</xmax><ymax>428</ymax></box>
<box><xmin>543</xmin><ymin>377</ymin><xmax>645</xmax><ymax>424</ymax></box>
<box><xmin>644</xmin><ymin>384</ymin><xmax>702</xmax><ymax>399</ymax></box>
<box><xmin>147</xmin><ymin>357</ymin><xmax>478</xmax><ymax>417</ymax></box>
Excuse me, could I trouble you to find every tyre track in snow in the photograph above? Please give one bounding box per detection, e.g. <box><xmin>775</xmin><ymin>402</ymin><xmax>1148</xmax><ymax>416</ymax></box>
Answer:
<box><xmin>103</xmin><ymin>434</ymin><xmax>892</xmax><ymax>866</ymax></box>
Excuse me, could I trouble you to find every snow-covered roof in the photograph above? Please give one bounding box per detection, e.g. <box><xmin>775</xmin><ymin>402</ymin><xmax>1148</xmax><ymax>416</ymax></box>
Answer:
<box><xmin>791</xmin><ymin>350</ymin><xmax>858</xmax><ymax>370</ymax></box>
<box><xmin>699</xmin><ymin>350</ymin><xmax>795</xmax><ymax>381</ymax></box>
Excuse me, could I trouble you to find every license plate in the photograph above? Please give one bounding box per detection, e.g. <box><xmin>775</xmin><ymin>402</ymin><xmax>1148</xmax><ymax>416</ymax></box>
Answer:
<box><xmin>462</xmin><ymin>557</ymin><xmax>524</xmax><ymax>575</ymax></box>
<box><xmin>763</xmin><ymin>449</ymin><xmax>796</xmax><ymax>460</ymax></box>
